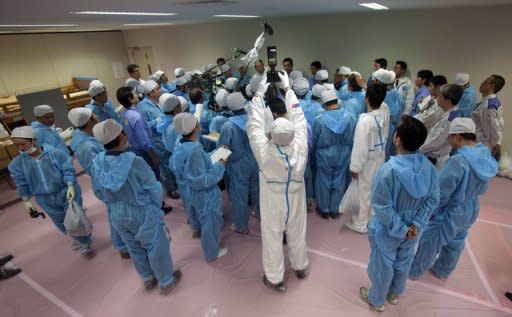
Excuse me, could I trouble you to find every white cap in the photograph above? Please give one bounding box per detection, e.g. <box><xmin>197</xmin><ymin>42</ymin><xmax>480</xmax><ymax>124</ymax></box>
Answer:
<box><xmin>142</xmin><ymin>80</ymin><xmax>159</xmax><ymax>94</ymax></box>
<box><xmin>315</xmin><ymin>69</ymin><xmax>329</xmax><ymax>81</ymax></box>
<box><xmin>176</xmin><ymin>76</ymin><xmax>188</xmax><ymax>87</ymax></box>
<box><xmin>312</xmin><ymin>84</ymin><xmax>327</xmax><ymax>98</ymax></box>
<box><xmin>220</xmin><ymin>64</ymin><xmax>231</xmax><ymax>73</ymax></box>
<box><xmin>184</xmin><ymin>72</ymin><xmax>193</xmax><ymax>82</ymax></box>
<box><xmin>455</xmin><ymin>73</ymin><xmax>470</xmax><ymax>86</ymax></box>
<box><xmin>33</xmin><ymin>105</ymin><xmax>54</xmax><ymax>117</ymax></box>
<box><xmin>321</xmin><ymin>90</ymin><xmax>338</xmax><ymax>104</ymax></box>
<box><xmin>373</xmin><ymin>69</ymin><xmax>396</xmax><ymax>85</ymax></box>
<box><xmin>175</xmin><ymin>68</ymin><xmax>185</xmax><ymax>78</ymax></box>
<box><xmin>178</xmin><ymin>96</ymin><xmax>189</xmax><ymax>111</ymax></box>
<box><xmin>245</xmin><ymin>85</ymin><xmax>254</xmax><ymax>98</ymax></box>
<box><xmin>154</xmin><ymin>70</ymin><xmax>165</xmax><ymax>80</ymax></box>
<box><xmin>148</xmin><ymin>74</ymin><xmax>159</xmax><ymax>81</ymax></box>
<box><xmin>249</xmin><ymin>75</ymin><xmax>263</xmax><ymax>93</ymax></box>
<box><xmin>227</xmin><ymin>92</ymin><xmax>246</xmax><ymax>111</ymax></box>
<box><xmin>215</xmin><ymin>89</ymin><xmax>229</xmax><ymax>108</ymax></box>
<box><xmin>289</xmin><ymin>70</ymin><xmax>303</xmax><ymax>82</ymax></box>
<box><xmin>68</xmin><ymin>108</ymin><xmax>92</xmax><ymax>128</ymax></box>
<box><xmin>292</xmin><ymin>78</ymin><xmax>309</xmax><ymax>96</ymax></box>
<box><xmin>192</xmin><ymin>69</ymin><xmax>203</xmax><ymax>76</ymax></box>
<box><xmin>339</xmin><ymin>66</ymin><xmax>352</xmax><ymax>76</ymax></box>
<box><xmin>125</xmin><ymin>78</ymin><xmax>140</xmax><ymax>88</ymax></box>
<box><xmin>449</xmin><ymin>117</ymin><xmax>476</xmax><ymax>134</ymax></box>
<box><xmin>88</xmin><ymin>79</ymin><xmax>106</xmax><ymax>97</ymax></box>
<box><xmin>93</xmin><ymin>119</ymin><xmax>123</xmax><ymax>145</ymax></box>
<box><xmin>224</xmin><ymin>77</ymin><xmax>239</xmax><ymax>91</ymax></box>
<box><xmin>159</xmin><ymin>93</ymin><xmax>180</xmax><ymax>113</ymax></box>
<box><xmin>174</xmin><ymin>113</ymin><xmax>197</xmax><ymax>135</ymax></box>
<box><xmin>11</xmin><ymin>126</ymin><xmax>35</xmax><ymax>139</ymax></box>
<box><xmin>271</xmin><ymin>117</ymin><xmax>295</xmax><ymax>146</ymax></box>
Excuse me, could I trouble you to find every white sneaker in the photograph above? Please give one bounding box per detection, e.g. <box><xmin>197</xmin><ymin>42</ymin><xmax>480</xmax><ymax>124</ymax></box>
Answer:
<box><xmin>217</xmin><ymin>248</ymin><xmax>228</xmax><ymax>259</ymax></box>
<box><xmin>346</xmin><ymin>222</ymin><xmax>368</xmax><ymax>234</ymax></box>
<box><xmin>71</xmin><ymin>240</ymin><xmax>81</xmax><ymax>251</ymax></box>
<box><xmin>387</xmin><ymin>293</ymin><xmax>399</xmax><ymax>305</ymax></box>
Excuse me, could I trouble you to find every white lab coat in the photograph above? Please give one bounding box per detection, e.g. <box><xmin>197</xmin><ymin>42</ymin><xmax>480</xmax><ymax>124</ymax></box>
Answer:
<box><xmin>348</xmin><ymin>105</ymin><xmax>390</xmax><ymax>233</ymax></box>
<box><xmin>247</xmin><ymin>89</ymin><xmax>309</xmax><ymax>284</ymax></box>
<box><xmin>472</xmin><ymin>94</ymin><xmax>504</xmax><ymax>148</ymax></box>
<box><xmin>414</xmin><ymin>96</ymin><xmax>445</xmax><ymax>131</ymax></box>
<box><xmin>395</xmin><ymin>76</ymin><xmax>415</xmax><ymax>115</ymax></box>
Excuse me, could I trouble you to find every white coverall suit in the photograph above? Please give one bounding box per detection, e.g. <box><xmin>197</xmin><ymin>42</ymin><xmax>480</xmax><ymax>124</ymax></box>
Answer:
<box><xmin>247</xmin><ymin>89</ymin><xmax>309</xmax><ymax>284</ymax></box>
<box><xmin>348</xmin><ymin>105</ymin><xmax>390</xmax><ymax>233</ymax></box>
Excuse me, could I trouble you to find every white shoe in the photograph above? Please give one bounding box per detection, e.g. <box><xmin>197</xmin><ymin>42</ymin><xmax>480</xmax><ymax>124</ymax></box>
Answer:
<box><xmin>346</xmin><ymin>222</ymin><xmax>368</xmax><ymax>234</ymax></box>
<box><xmin>387</xmin><ymin>293</ymin><xmax>399</xmax><ymax>305</ymax></box>
<box><xmin>217</xmin><ymin>248</ymin><xmax>228</xmax><ymax>259</ymax></box>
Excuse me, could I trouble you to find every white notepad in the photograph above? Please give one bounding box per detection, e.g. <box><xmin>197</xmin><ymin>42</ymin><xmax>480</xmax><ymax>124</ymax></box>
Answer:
<box><xmin>210</xmin><ymin>147</ymin><xmax>232</xmax><ymax>164</ymax></box>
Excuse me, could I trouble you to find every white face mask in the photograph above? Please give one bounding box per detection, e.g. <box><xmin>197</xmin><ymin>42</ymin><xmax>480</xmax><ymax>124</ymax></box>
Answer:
<box><xmin>23</xmin><ymin>146</ymin><xmax>37</xmax><ymax>155</ymax></box>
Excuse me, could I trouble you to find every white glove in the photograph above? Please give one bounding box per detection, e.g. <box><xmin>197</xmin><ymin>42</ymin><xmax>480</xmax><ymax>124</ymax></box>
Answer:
<box><xmin>23</xmin><ymin>199</ymin><xmax>35</xmax><ymax>213</ymax></box>
<box><xmin>66</xmin><ymin>184</ymin><xmax>75</xmax><ymax>201</ymax></box>
<box><xmin>278</xmin><ymin>71</ymin><xmax>290</xmax><ymax>90</ymax></box>
<box><xmin>255</xmin><ymin>75</ymin><xmax>270</xmax><ymax>98</ymax></box>
<box><xmin>194</xmin><ymin>103</ymin><xmax>204</xmax><ymax>123</ymax></box>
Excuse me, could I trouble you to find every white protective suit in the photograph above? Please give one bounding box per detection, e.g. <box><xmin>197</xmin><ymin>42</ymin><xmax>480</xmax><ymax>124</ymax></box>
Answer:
<box><xmin>348</xmin><ymin>105</ymin><xmax>390</xmax><ymax>233</ymax></box>
<box><xmin>247</xmin><ymin>88</ymin><xmax>309</xmax><ymax>284</ymax></box>
<box><xmin>395</xmin><ymin>76</ymin><xmax>415</xmax><ymax>115</ymax></box>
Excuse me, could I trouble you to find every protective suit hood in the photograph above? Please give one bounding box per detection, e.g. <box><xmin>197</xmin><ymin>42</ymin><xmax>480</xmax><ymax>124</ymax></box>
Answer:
<box><xmin>322</xmin><ymin>109</ymin><xmax>352</xmax><ymax>135</ymax></box>
<box><xmin>93</xmin><ymin>151</ymin><xmax>137</xmax><ymax>192</ymax></box>
<box><xmin>458</xmin><ymin>144</ymin><xmax>498</xmax><ymax>181</ymax></box>
<box><xmin>228</xmin><ymin>112</ymin><xmax>248</xmax><ymax>132</ymax></box>
<box><xmin>389</xmin><ymin>152</ymin><xmax>432</xmax><ymax>199</ymax></box>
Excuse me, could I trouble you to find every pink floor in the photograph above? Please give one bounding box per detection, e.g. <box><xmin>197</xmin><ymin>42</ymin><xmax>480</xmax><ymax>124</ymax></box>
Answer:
<box><xmin>1</xmin><ymin>173</ymin><xmax>511</xmax><ymax>317</ymax></box>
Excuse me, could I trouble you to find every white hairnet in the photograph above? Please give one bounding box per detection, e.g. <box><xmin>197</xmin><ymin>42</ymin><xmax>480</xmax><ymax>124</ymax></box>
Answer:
<box><xmin>215</xmin><ymin>89</ymin><xmax>229</xmax><ymax>108</ymax></box>
<box><xmin>173</xmin><ymin>113</ymin><xmax>197</xmax><ymax>135</ymax></box>
<box><xmin>311</xmin><ymin>84</ymin><xmax>327</xmax><ymax>98</ymax></box>
<box><xmin>11</xmin><ymin>126</ymin><xmax>35</xmax><ymax>139</ymax></box>
<box><xmin>159</xmin><ymin>93</ymin><xmax>180</xmax><ymax>113</ymax></box>
<box><xmin>449</xmin><ymin>117</ymin><xmax>476</xmax><ymax>134</ymax></box>
<box><xmin>176</xmin><ymin>76</ymin><xmax>188</xmax><ymax>87</ymax></box>
<box><xmin>373</xmin><ymin>69</ymin><xmax>396</xmax><ymax>85</ymax></box>
<box><xmin>315</xmin><ymin>69</ymin><xmax>329</xmax><ymax>81</ymax></box>
<box><xmin>339</xmin><ymin>66</ymin><xmax>352</xmax><ymax>76</ymax></box>
<box><xmin>154</xmin><ymin>70</ymin><xmax>165</xmax><ymax>80</ymax></box>
<box><xmin>271</xmin><ymin>117</ymin><xmax>295</xmax><ymax>146</ymax></box>
<box><xmin>148</xmin><ymin>74</ymin><xmax>159</xmax><ymax>81</ymax></box>
<box><xmin>455</xmin><ymin>73</ymin><xmax>470</xmax><ymax>86</ymax></box>
<box><xmin>292</xmin><ymin>77</ymin><xmax>309</xmax><ymax>96</ymax></box>
<box><xmin>93</xmin><ymin>119</ymin><xmax>123</xmax><ymax>145</ymax></box>
<box><xmin>220</xmin><ymin>64</ymin><xmax>231</xmax><ymax>73</ymax></box>
<box><xmin>68</xmin><ymin>107</ymin><xmax>92</xmax><ymax>128</ymax></box>
<box><xmin>178</xmin><ymin>96</ymin><xmax>189</xmax><ymax>111</ymax></box>
<box><xmin>175</xmin><ymin>68</ymin><xmax>185</xmax><ymax>78</ymax></box>
<box><xmin>227</xmin><ymin>92</ymin><xmax>246</xmax><ymax>111</ymax></box>
<box><xmin>142</xmin><ymin>80</ymin><xmax>158</xmax><ymax>94</ymax></box>
<box><xmin>224</xmin><ymin>77</ymin><xmax>239</xmax><ymax>91</ymax></box>
<box><xmin>88</xmin><ymin>79</ymin><xmax>106</xmax><ymax>97</ymax></box>
<box><xmin>289</xmin><ymin>70</ymin><xmax>303</xmax><ymax>82</ymax></box>
<box><xmin>125</xmin><ymin>78</ymin><xmax>139</xmax><ymax>88</ymax></box>
<box><xmin>33</xmin><ymin>105</ymin><xmax>54</xmax><ymax>117</ymax></box>
<box><xmin>321</xmin><ymin>90</ymin><xmax>338</xmax><ymax>104</ymax></box>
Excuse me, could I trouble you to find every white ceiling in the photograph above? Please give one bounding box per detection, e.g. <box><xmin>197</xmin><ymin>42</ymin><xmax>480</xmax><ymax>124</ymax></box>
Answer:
<box><xmin>1</xmin><ymin>0</ymin><xmax>512</xmax><ymax>33</ymax></box>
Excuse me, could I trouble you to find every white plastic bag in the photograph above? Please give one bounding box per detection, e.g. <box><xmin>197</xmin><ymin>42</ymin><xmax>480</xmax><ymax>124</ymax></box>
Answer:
<box><xmin>64</xmin><ymin>200</ymin><xmax>93</xmax><ymax>237</ymax></box>
<box><xmin>339</xmin><ymin>179</ymin><xmax>359</xmax><ymax>215</ymax></box>
<box><xmin>498</xmin><ymin>152</ymin><xmax>512</xmax><ymax>178</ymax></box>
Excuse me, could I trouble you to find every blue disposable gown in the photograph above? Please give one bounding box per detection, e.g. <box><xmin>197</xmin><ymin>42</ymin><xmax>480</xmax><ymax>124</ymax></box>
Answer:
<box><xmin>8</xmin><ymin>146</ymin><xmax>89</xmax><ymax>244</ymax></box>
<box><xmin>312</xmin><ymin>108</ymin><xmax>355</xmax><ymax>214</ymax></box>
<box><xmin>85</xmin><ymin>100</ymin><xmax>121</xmax><ymax>124</ymax></box>
<box><xmin>154</xmin><ymin>114</ymin><xmax>177</xmax><ymax>192</ymax></box>
<box><xmin>367</xmin><ymin>152</ymin><xmax>439</xmax><ymax>307</ymax></box>
<box><xmin>409</xmin><ymin>144</ymin><xmax>497</xmax><ymax>279</ymax></box>
<box><xmin>170</xmin><ymin>141</ymin><xmax>225</xmax><ymax>261</ymax></box>
<box><xmin>459</xmin><ymin>86</ymin><xmax>478</xmax><ymax>118</ymax></box>
<box><xmin>137</xmin><ymin>97</ymin><xmax>163</xmax><ymax>130</ymax></box>
<box><xmin>209</xmin><ymin>112</ymin><xmax>232</xmax><ymax>133</ymax></box>
<box><xmin>218</xmin><ymin>112</ymin><xmax>260</xmax><ymax>231</ymax></box>
<box><xmin>341</xmin><ymin>91</ymin><xmax>366</xmax><ymax>120</ymax></box>
<box><xmin>384</xmin><ymin>89</ymin><xmax>403</xmax><ymax>160</ymax></box>
<box><xmin>31</xmin><ymin>121</ymin><xmax>70</xmax><ymax>155</ymax></box>
<box><xmin>299</xmin><ymin>98</ymin><xmax>324</xmax><ymax>128</ymax></box>
<box><xmin>91</xmin><ymin>151</ymin><xmax>176</xmax><ymax>286</ymax></box>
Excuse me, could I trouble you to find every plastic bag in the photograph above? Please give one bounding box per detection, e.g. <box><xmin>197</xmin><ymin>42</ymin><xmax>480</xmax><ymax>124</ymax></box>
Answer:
<box><xmin>498</xmin><ymin>152</ymin><xmax>512</xmax><ymax>177</ymax></box>
<box><xmin>339</xmin><ymin>179</ymin><xmax>359</xmax><ymax>215</ymax></box>
<box><xmin>64</xmin><ymin>200</ymin><xmax>93</xmax><ymax>237</ymax></box>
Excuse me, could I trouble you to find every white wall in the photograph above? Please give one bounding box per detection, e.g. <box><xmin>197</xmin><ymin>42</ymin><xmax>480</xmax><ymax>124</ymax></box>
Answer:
<box><xmin>122</xmin><ymin>5</ymin><xmax>512</xmax><ymax>151</ymax></box>
<box><xmin>0</xmin><ymin>31</ymin><xmax>130</xmax><ymax>98</ymax></box>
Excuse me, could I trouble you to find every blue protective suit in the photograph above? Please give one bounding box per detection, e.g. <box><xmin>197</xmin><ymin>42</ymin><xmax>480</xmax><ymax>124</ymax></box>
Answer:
<box><xmin>410</xmin><ymin>85</ymin><xmax>430</xmax><ymax>116</ymax></box>
<box><xmin>85</xmin><ymin>100</ymin><xmax>121</xmax><ymax>124</ymax></box>
<box><xmin>459</xmin><ymin>86</ymin><xmax>478</xmax><ymax>118</ymax></box>
<box><xmin>341</xmin><ymin>91</ymin><xmax>366</xmax><ymax>120</ymax></box>
<box><xmin>91</xmin><ymin>151</ymin><xmax>176</xmax><ymax>286</ymax></box>
<box><xmin>170</xmin><ymin>140</ymin><xmax>225</xmax><ymax>261</ymax></box>
<box><xmin>137</xmin><ymin>97</ymin><xmax>163</xmax><ymax>130</ymax></box>
<box><xmin>312</xmin><ymin>108</ymin><xmax>355</xmax><ymax>214</ymax></box>
<box><xmin>209</xmin><ymin>112</ymin><xmax>232</xmax><ymax>133</ymax></box>
<box><xmin>367</xmin><ymin>152</ymin><xmax>439</xmax><ymax>307</ymax></box>
<box><xmin>31</xmin><ymin>121</ymin><xmax>70</xmax><ymax>155</ymax></box>
<box><xmin>217</xmin><ymin>111</ymin><xmax>260</xmax><ymax>231</ymax></box>
<box><xmin>70</xmin><ymin>129</ymin><xmax>126</xmax><ymax>251</ymax></box>
<box><xmin>299</xmin><ymin>99</ymin><xmax>324</xmax><ymax>128</ymax></box>
<box><xmin>384</xmin><ymin>89</ymin><xmax>404</xmax><ymax>160</ymax></box>
<box><xmin>154</xmin><ymin>114</ymin><xmax>177</xmax><ymax>193</ymax></box>
<box><xmin>337</xmin><ymin>81</ymin><xmax>349</xmax><ymax>100</ymax></box>
<box><xmin>8</xmin><ymin>146</ymin><xmax>90</xmax><ymax>245</ymax></box>
<box><xmin>409</xmin><ymin>144</ymin><xmax>497</xmax><ymax>279</ymax></box>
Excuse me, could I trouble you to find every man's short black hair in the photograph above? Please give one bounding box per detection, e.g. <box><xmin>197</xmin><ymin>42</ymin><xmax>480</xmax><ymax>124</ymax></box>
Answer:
<box><xmin>458</xmin><ymin>133</ymin><xmax>477</xmax><ymax>141</ymax></box>
<box><xmin>104</xmin><ymin>136</ymin><xmax>121</xmax><ymax>151</ymax></box>
<box><xmin>116</xmin><ymin>86</ymin><xmax>134</xmax><ymax>108</ymax></box>
<box><xmin>127</xmin><ymin>64</ymin><xmax>139</xmax><ymax>74</ymax></box>
<box><xmin>432</xmin><ymin>75</ymin><xmax>447</xmax><ymax>87</ymax></box>
<box><xmin>417</xmin><ymin>70</ymin><xmax>434</xmax><ymax>86</ymax></box>
<box><xmin>189</xmin><ymin>88</ymin><xmax>203</xmax><ymax>104</ymax></box>
<box><xmin>268</xmin><ymin>98</ymin><xmax>287</xmax><ymax>115</ymax></box>
<box><xmin>374</xmin><ymin>58</ymin><xmax>388</xmax><ymax>69</ymax></box>
<box><xmin>311</xmin><ymin>61</ymin><xmax>322</xmax><ymax>69</ymax></box>
<box><xmin>395</xmin><ymin>60</ymin><xmax>407</xmax><ymax>71</ymax></box>
<box><xmin>216</xmin><ymin>57</ymin><xmax>226</xmax><ymax>64</ymax></box>
<box><xmin>440</xmin><ymin>84</ymin><xmax>464</xmax><ymax>105</ymax></box>
<box><xmin>283</xmin><ymin>57</ymin><xmax>294</xmax><ymax>66</ymax></box>
<box><xmin>366</xmin><ymin>84</ymin><xmax>387</xmax><ymax>109</ymax></box>
<box><xmin>348</xmin><ymin>74</ymin><xmax>363</xmax><ymax>92</ymax></box>
<box><xmin>395</xmin><ymin>115</ymin><xmax>428</xmax><ymax>152</ymax></box>
<box><xmin>490</xmin><ymin>74</ymin><xmax>506</xmax><ymax>93</ymax></box>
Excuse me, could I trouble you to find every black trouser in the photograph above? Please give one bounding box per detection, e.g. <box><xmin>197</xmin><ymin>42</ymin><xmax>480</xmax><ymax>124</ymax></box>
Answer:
<box><xmin>427</xmin><ymin>157</ymin><xmax>437</xmax><ymax>166</ymax></box>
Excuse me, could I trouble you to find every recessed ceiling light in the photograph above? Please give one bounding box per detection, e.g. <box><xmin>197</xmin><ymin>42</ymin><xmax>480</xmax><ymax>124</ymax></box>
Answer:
<box><xmin>123</xmin><ymin>23</ymin><xmax>173</xmax><ymax>26</ymax></box>
<box><xmin>358</xmin><ymin>3</ymin><xmax>389</xmax><ymax>10</ymax></box>
<box><xmin>0</xmin><ymin>24</ymin><xmax>79</xmax><ymax>27</ymax></box>
<box><xmin>213</xmin><ymin>14</ymin><xmax>260</xmax><ymax>18</ymax></box>
<box><xmin>70</xmin><ymin>11</ymin><xmax>176</xmax><ymax>16</ymax></box>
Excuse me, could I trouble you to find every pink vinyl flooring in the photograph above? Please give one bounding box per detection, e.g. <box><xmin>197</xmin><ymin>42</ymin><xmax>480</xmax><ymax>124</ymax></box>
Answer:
<box><xmin>0</xmin><ymin>172</ymin><xmax>511</xmax><ymax>317</ymax></box>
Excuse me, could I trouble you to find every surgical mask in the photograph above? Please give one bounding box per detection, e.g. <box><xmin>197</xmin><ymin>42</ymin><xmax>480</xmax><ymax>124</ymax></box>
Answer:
<box><xmin>23</xmin><ymin>146</ymin><xmax>37</xmax><ymax>155</ymax></box>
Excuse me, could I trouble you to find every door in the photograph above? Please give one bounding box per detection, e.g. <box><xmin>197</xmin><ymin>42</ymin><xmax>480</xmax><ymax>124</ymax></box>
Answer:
<box><xmin>129</xmin><ymin>47</ymin><xmax>156</xmax><ymax>79</ymax></box>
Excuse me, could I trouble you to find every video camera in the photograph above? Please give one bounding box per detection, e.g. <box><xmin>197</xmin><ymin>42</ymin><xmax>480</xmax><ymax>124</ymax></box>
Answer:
<box><xmin>266</xmin><ymin>45</ymin><xmax>281</xmax><ymax>84</ymax></box>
